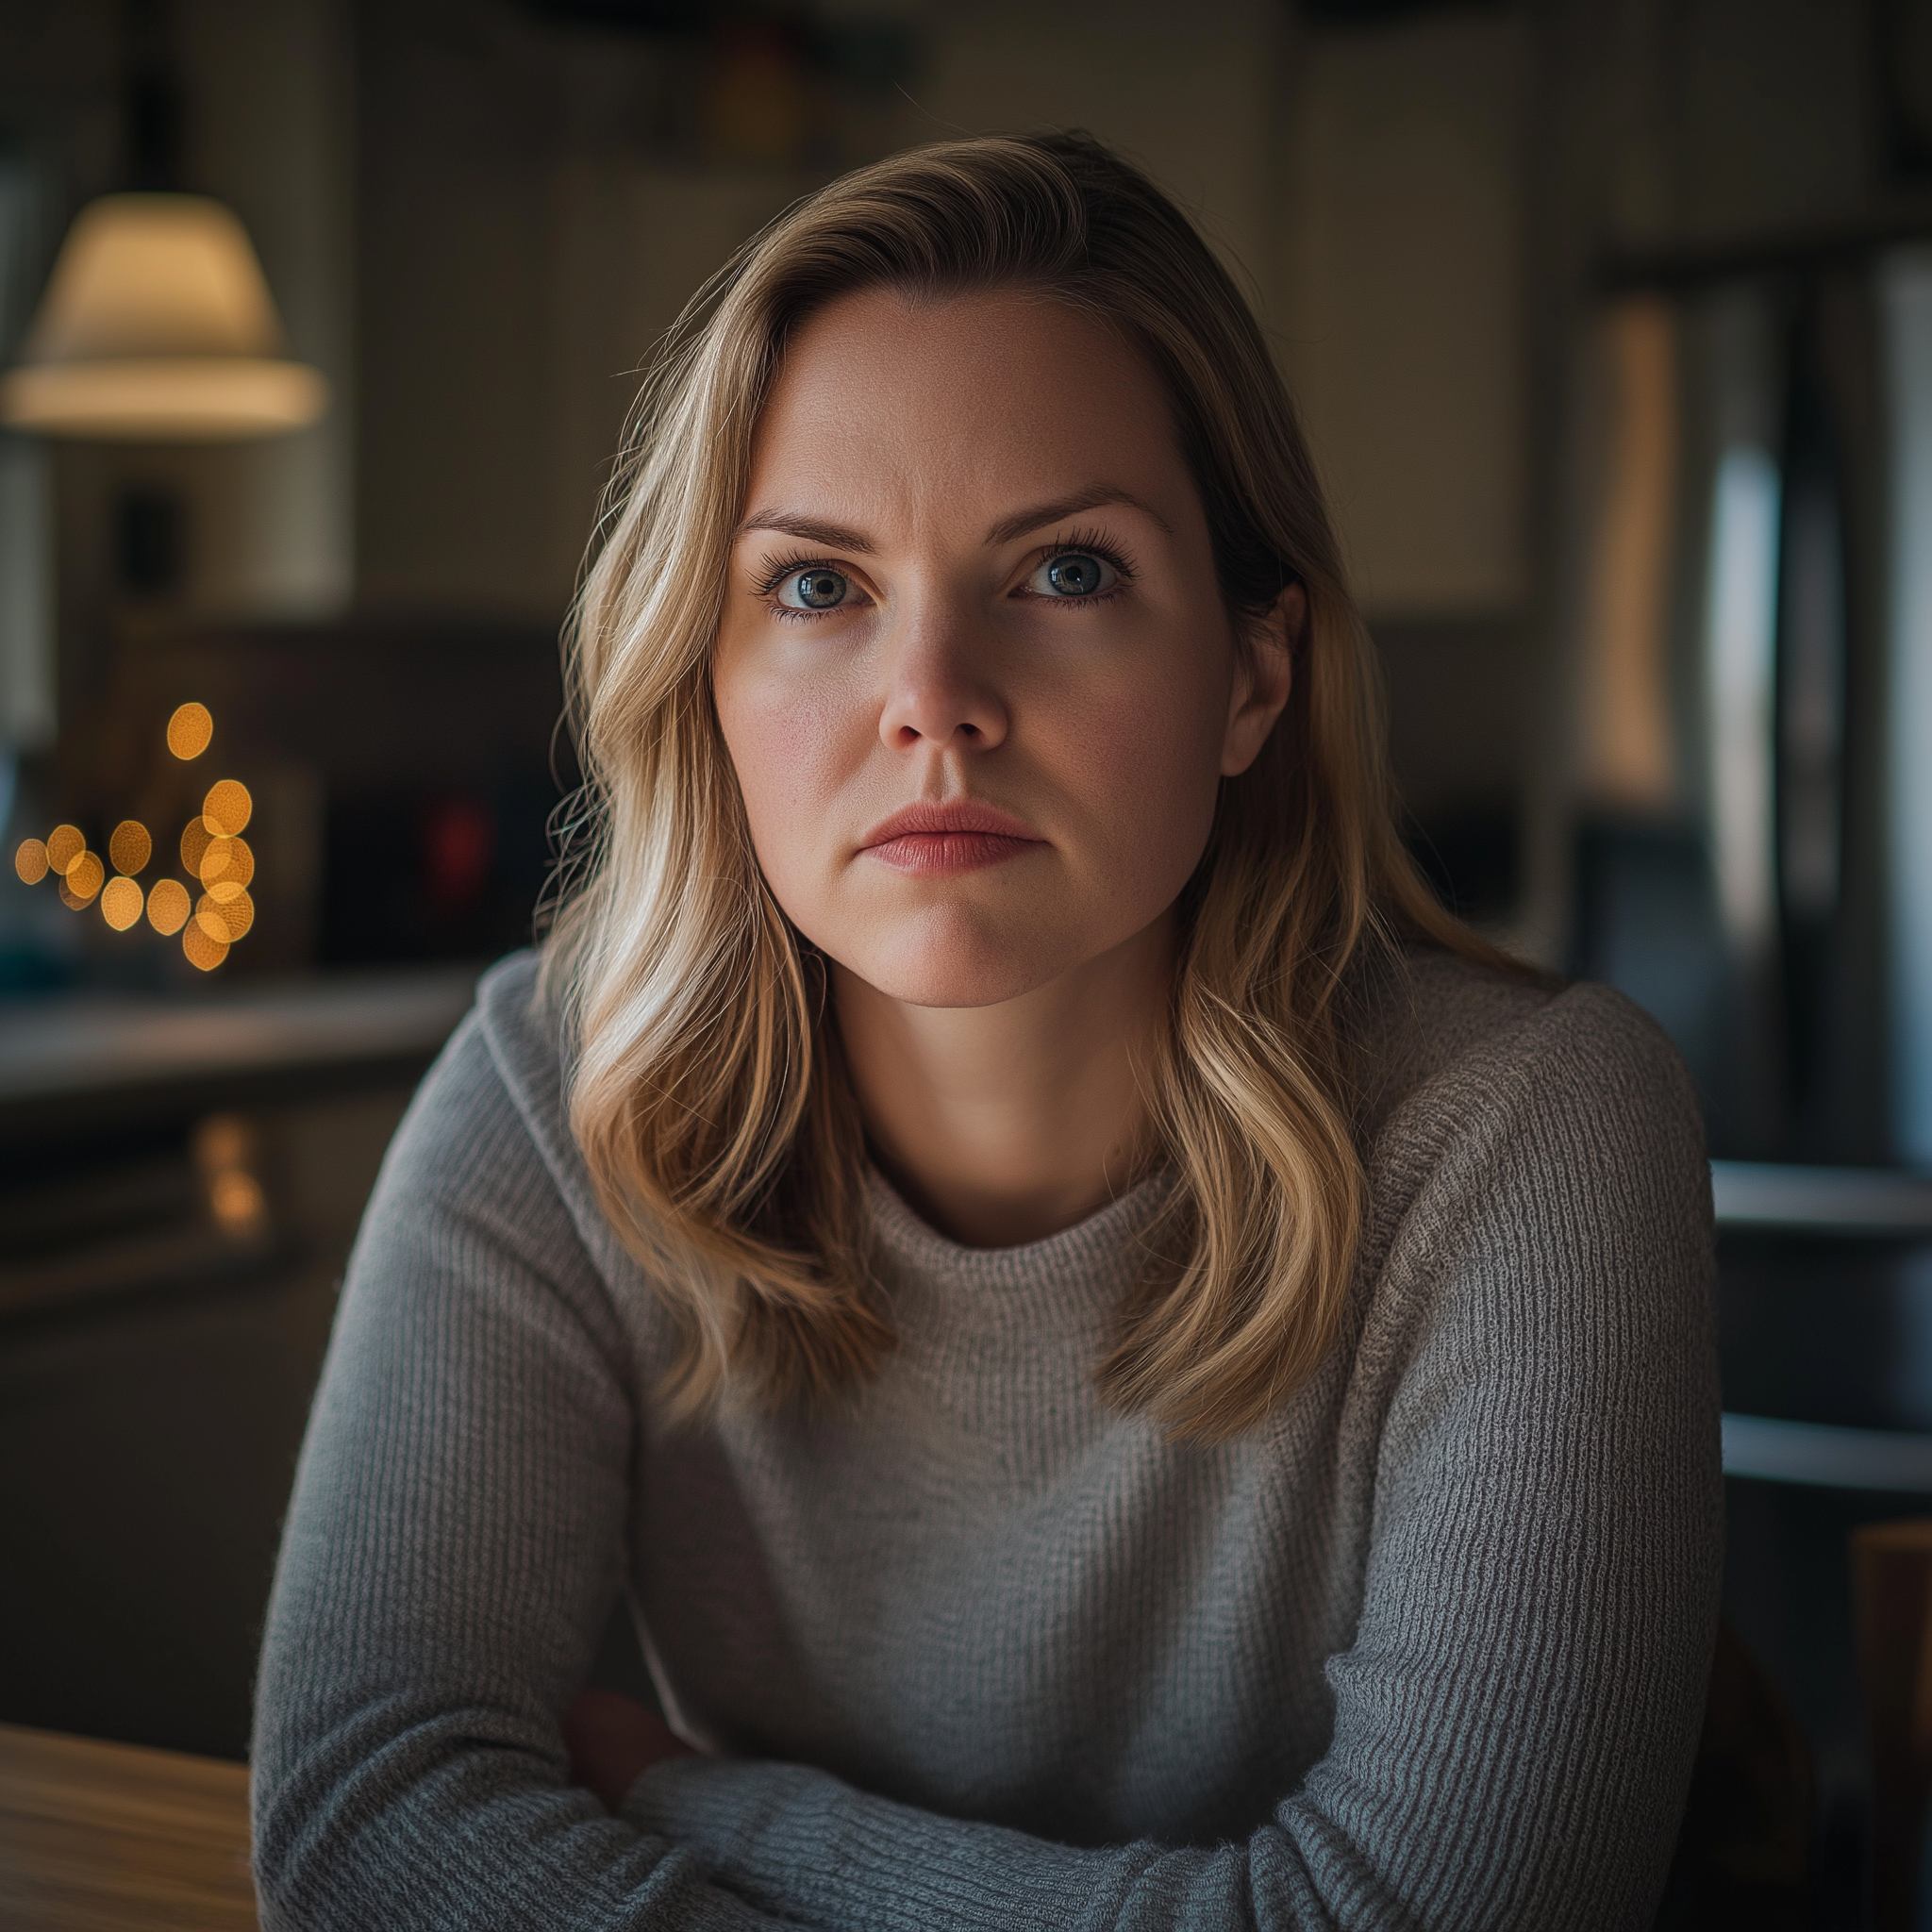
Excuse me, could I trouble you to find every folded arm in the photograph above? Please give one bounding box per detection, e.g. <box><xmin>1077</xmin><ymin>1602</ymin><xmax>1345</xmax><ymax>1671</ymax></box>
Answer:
<box><xmin>622</xmin><ymin>991</ymin><xmax>1724</xmax><ymax>1932</ymax></box>
<box><xmin>250</xmin><ymin>1013</ymin><xmax>786</xmax><ymax>1931</ymax></box>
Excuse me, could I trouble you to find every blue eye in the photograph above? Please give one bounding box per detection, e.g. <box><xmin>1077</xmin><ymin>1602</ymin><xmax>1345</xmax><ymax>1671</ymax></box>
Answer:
<box><xmin>1029</xmin><ymin>552</ymin><xmax>1117</xmax><ymax>598</ymax></box>
<box><xmin>777</xmin><ymin>568</ymin><xmax>850</xmax><ymax>611</ymax></box>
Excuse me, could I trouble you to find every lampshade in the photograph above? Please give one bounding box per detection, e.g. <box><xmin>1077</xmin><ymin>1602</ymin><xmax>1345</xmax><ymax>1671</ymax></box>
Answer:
<box><xmin>0</xmin><ymin>193</ymin><xmax>328</xmax><ymax>441</ymax></box>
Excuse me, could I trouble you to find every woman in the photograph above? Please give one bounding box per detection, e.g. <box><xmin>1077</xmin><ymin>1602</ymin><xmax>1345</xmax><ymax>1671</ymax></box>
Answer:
<box><xmin>253</xmin><ymin>134</ymin><xmax>1720</xmax><ymax>1930</ymax></box>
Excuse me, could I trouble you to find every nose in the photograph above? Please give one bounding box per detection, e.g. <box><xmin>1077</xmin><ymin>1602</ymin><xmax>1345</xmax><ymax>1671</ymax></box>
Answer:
<box><xmin>876</xmin><ymin>603</ymin><xmax>1008</xmax><ymax>754</ymax></box>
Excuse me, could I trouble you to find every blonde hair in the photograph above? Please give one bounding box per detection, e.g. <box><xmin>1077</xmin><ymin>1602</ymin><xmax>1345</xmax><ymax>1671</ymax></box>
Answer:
<box><xmin>542</xmin><ymin>132</ymin><xmax>1504</xmax><ymax>1441</ymax></box>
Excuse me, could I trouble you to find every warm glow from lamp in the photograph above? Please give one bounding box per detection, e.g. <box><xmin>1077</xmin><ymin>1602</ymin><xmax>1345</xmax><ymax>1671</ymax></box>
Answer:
<box><xmin>0</xmin><ymin>194</ymin><xmax>328</xmax><ymax>441</ymax></box>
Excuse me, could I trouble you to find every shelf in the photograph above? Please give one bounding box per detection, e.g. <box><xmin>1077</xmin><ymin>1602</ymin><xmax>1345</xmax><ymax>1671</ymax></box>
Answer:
<box><xmin>1598</xmin><ymin>203</ymin><xmax>1932</xmax><ymax>293</ymax></box>
<box><xmin>1710</xmin><ymin>1160</ymin><xmax>1932</xmax><ymax>1235</ymax></box>
<box><xmin>0</xmin><ymin>966</ymin><xmax>480</xmax><ymax>1149</ymax></box>
<box><xmin>1722</xmin><ymin>1412</ymin><xmax>1932</xmax><ymax>1492</ymax></box>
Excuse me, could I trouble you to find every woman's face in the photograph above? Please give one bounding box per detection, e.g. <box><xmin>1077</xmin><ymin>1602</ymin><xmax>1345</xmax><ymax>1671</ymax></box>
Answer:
<box><xmin>712</xmin><ymin>288</ymin><xmax>1293</xmax><ymax>1009</ymax></box>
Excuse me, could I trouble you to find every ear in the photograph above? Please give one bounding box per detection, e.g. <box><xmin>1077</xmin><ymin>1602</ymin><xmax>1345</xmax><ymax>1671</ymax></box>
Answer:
<box><xmin>1220</xmin><ymin>583</ymin><xmax>1302</xmax><ymax>776</ymax></box>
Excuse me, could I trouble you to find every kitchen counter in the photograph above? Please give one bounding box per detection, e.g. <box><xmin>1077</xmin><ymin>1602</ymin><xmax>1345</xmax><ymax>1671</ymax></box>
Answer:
<box><xmin>0</xmin><ymin>965</ymin><xmax>480</xmax><ymax>1150</ymax></box>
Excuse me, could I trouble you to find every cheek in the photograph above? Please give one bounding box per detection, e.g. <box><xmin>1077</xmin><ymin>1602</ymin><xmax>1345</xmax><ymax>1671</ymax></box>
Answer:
<box><xmin>713</xmin><ymin>652</ymin><xmax>867</xmax><ymax>892</ymax></box>
<box><xmin>1038</xmin><ymin>640</ymin><xmax>1232</xmax><ymax>901</ymax></box>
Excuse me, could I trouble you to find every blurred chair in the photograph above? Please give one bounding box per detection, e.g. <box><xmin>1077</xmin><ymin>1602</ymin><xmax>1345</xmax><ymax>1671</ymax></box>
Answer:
<box><xmin>1854</xmin><ymin>1519</ymin><xmax>1932</xmax><ymax>1931</ymax></box>
<box><xmin>1655</xmin><ymin>1622</ymin><xmax>1814</xmax><ymax>1930</ymax></box>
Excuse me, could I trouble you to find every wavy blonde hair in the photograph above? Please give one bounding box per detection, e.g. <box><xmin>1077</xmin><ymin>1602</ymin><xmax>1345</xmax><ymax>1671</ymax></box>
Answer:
<box><xmin>541</xmin><ymin>132</ymin><xmax>1505</xmax><ymax>1441</ymax></box>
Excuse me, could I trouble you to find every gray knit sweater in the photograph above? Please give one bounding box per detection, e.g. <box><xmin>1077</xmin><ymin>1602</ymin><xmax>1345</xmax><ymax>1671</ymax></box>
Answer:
<box><xmin>252</xmin><ymin>946</ymin><xmax>1721</xmax><ymax>1931</ymax></box>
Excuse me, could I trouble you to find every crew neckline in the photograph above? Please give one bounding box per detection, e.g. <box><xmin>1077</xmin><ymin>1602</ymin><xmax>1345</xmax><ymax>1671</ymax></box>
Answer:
<box><xmin>863</xmin><ymin>1162</ymin><xmax>1173</xmax><ymax>1294</ymax></box>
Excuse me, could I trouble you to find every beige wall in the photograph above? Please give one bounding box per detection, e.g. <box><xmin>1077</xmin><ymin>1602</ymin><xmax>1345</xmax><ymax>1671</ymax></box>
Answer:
<box><xmin>919</xmin><ymin>0</ymin><xmax>1287</xmax><ymax>308</ymax></box>
<box><xmin>1277</xmin><ymin>14</ymin><xmax>1528</xmax><ymax>622</ymax></box>
<box><xmin>18</xmin><ymin>0</ymin><xmax>355</xmax><ymax>636</ymax></box>
<box><xmin>355</xmin><ymin>0</ymin><xmax>1293</xmax><ymax>621</ymax></box>
<box><xmin>350</xmin><ymin>0</ymin><xmax>1540</xmax><ymax>634</ymax></box>
<box><xmin>179</xmin><ymin>0</ymin><xmax>356</xmax><ymax>619</ymax></box>
<box><xmin>8</xmin><ymin>0</ymin><xmax>1880</xmax><ymax>668</ymax></box>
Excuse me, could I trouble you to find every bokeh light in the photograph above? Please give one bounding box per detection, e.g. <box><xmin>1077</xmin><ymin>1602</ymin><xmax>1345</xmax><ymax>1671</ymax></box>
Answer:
<box><xmin>194</xmin><ymin>1116</ymin><xmax>251</xmax><ymax>1170</ymax></box>
<box><xmin>45</xmin><ymin>824</ymin><xmax>84</xmax><ymax>875</ymax></box>
<box><xmin>180</xmin><ymin>816</ymin><xmax>213</xmax><ymax>876</ymax></box>
<box><xmin>16</xmin><ymin>705</ymin><xmax>258</xmax><ymax>970</ymax></box>
<box><xmin>182</xmin><ymin>921</ymin><xmax>228</xmax><ymax>971</ymax></box>
<box><xmin>108</xmin><ymin>820</ymin><xmax>152</xmax><ymax>874</ymax></box>
<box><xmin>202</xmin><ymin>779</ymin><xmax>252</xmax><ymax>838</ymax></box>
<box><xmin>209</xmin><ymin>1168</ymin><xmax>266</xmax><ymax>1233</ymax></box>
<box><xmin>166</xmin><ymin>702</ymin><xmax>214</xmax><ymax>760</ymax></box>
<box><xmin>146</xmin><ymin>877</ymin><xmax>191</xmax><ymax>935</ymax></box>
<box><xmin>197</xmin><ymin>888</ymin><xmax>255</xmax><ymax>941</ymax></box>
<box><xmin>100</xmin><ymin>875</ymin><xmax>144</xmax><ymax>930</ymax></box>
<box><xmin>200</xmin><ymin>835</ymin><xmax>255</xmax><ymax>893</ymax></box>
<box><xmin>64</xmin><ymin>852</ymin><xmax>104</xmax><ymax>903</ymax></box>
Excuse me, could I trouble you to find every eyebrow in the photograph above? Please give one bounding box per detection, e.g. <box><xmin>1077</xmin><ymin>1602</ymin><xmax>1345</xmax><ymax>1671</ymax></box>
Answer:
<box><xmin>736</xmin><ymin>510</ymin><xmax>877</xmax><ymax>553</ymax></box>
<box><xmin>735</xmin><ymin>485</ymin><xmax>1172</xmax><ymax>556</ymax></box>
<box><xmin>985</xmin><ymin>486</ymin><xmax>1173</xmax><ymax>545</ymax></box>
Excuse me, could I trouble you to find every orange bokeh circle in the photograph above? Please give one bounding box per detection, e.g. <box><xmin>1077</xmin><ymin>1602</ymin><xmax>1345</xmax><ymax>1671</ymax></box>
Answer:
<box><xmin>202</xmin><ymin>780</ymin><xmax>252</xmax><ymax>838</ymax></box>
<box><xmin>180</xmin><ymin>817</ymin><xmax>213</xmax><ymax>876</ymax></box>
<box><xmin>182</xmin><ymin>922</ymin><xmax>228</xmax><ymax>972</ymax></box>
<box><xmin>108</xmin><ymin>820</ymin><xmax>152</xmax><ymax>875</ymax></box>
<box><xmin>101</xmin><ymin>875</ymin><xmax>143</xmax><ymax>930</ymax></box>
<box><xmin>65</xmin><ymin>852</ymin><xmax>104</xmax><ymax>903</ymax></box>
<box><xmin>46</xmin><ymin>824</ymin><xmax>84</xmax><ymax>875</ymax></box>
<box><xmin>197</xmin><ymin>889</ymin><xmax>255</xmax><ymax>941</ymax></box>
<box><xmin>146</xmin><ymin>878</ymin><xmax>191</xmax><ymax>935</ymax></box>
<box><xmin>167</xmin><ymin>702</ymin><xmax>213</xmax><ymax>760</ymax></box>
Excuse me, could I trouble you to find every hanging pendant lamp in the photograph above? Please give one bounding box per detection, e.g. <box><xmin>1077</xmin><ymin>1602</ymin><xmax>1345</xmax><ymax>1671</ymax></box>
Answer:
<box><xmin>0</xmin><ymin>192</ymin><xmax>328</xmax><ymax>441</ymax></box>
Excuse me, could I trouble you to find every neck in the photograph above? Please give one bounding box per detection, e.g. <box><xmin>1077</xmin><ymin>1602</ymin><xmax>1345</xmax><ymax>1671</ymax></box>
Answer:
<box><xmin>833</xmin><ymin>915</ymin><xmax>1173</xmax><ymax>1248</ymax></box>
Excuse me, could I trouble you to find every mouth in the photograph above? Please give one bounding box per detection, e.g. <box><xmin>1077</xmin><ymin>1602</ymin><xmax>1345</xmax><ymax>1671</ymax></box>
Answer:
<box><xmin>857</xmin><ymin>800</ymin><xmax>1046</xmax><ymax>876</ymax></box>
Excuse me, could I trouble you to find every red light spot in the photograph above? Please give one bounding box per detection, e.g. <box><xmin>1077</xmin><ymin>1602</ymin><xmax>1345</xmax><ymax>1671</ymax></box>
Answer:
<box><xmin>422</xmin><ymin>796</ymin><xmax>495</xmax><ymax>913</ymax></box>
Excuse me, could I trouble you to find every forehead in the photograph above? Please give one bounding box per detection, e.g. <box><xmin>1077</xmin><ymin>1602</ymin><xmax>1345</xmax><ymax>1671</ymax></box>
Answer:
<box><xmin>746</xmin><ymin>288</ymin><xmax>1188</xmax><ymax>528</ymax></box>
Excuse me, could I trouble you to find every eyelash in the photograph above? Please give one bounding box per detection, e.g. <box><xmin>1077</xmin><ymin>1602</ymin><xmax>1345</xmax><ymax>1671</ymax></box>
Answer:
<box><xmin>749</xmin><ymin>527</ymin><xmax>1141</xmax><ymax>620</ymax></box>
<box><xmin>755</xmin><ymin>550</ymin><xmax>832</xmax><ymax>597</ymax></box>
<box><xmin>751</xmin><ymin>550</ymin><xmax>852</xmax><ymax>624</ymax></box>
<box><xmin>1026</xmin><ymin>526</ymin><xmax>1138</xmax><ymax>601</ymax></box>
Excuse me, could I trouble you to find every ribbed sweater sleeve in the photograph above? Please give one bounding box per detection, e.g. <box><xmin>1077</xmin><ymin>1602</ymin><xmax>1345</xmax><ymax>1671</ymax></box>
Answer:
<box><xmin>621</xmin><ymin>990</ymin><xmax>1722</xmax><ymax>1930</ymax></box>
<box><xmin>249</xmin><ymin>1010</ymin><xmax>782</xmax><ymax>1931</ymax></box>
<box><xmin>254</xmin><ymin>958</ymin><xmax>1719</xmax><ymax>1931</ymax></box>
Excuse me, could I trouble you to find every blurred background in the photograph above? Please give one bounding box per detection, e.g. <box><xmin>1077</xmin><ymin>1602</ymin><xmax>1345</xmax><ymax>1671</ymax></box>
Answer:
<box><xmin>2</xmin><ymin>0</ymin><xmax>1932</xmax><ymax>1924</ymax></box>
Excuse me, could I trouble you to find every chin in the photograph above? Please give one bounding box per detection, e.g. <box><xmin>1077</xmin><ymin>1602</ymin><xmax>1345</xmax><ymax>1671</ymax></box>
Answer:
<box><xmin>841</xmin><ymin>908</ymin><xmax>1077</xmax><ymax>1010</ymax></box>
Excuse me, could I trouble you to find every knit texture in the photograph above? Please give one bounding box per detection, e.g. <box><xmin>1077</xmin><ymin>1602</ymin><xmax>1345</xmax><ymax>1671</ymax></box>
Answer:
<box><xmin>252</xmin><ymin>946</ymin><xmax>1722</xmax><ymax>1930</ymax></box>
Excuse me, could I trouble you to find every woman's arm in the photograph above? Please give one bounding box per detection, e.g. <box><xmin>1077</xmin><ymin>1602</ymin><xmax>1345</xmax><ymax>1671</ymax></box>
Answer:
<box><xmin>621</xmin><ymin>988</ymin><xmax>1724</xmax><ymax>1932</ymax></box>
<box><xmin>250</xmin><ymin>1008</ymin><xmax>784</xmax><ymax>1932</ymax></box>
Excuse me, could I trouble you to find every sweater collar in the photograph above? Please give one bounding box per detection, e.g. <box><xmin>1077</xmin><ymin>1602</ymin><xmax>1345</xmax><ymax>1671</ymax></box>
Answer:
<box><xmin>864</xmin><ymin>1163</ymin><xmax>1174</xmax><ymax>1333</ymax></box>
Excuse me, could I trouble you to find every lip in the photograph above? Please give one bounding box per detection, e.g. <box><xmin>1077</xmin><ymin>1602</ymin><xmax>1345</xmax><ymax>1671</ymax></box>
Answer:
<box><xmin>857</xmin><ymin>799</ymin><xmax>1046</xmax><ymax>876</ymax></box>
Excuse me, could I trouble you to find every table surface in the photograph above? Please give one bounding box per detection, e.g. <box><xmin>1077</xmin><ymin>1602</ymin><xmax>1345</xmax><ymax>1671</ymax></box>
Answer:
<box><xmin>0</xmin><ymin>966</ymin><xmax>479</xmax><ymax>1106</ymax></box>
<box><xmin>0</xmin><ymin>963</ymin><xmax>480</xmax><ymax>1154</ymax></box>
<box><xmin>0</xmin><ymin>1723</ymin><xmax>258</xmax><ymax>1932</ymax></box>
